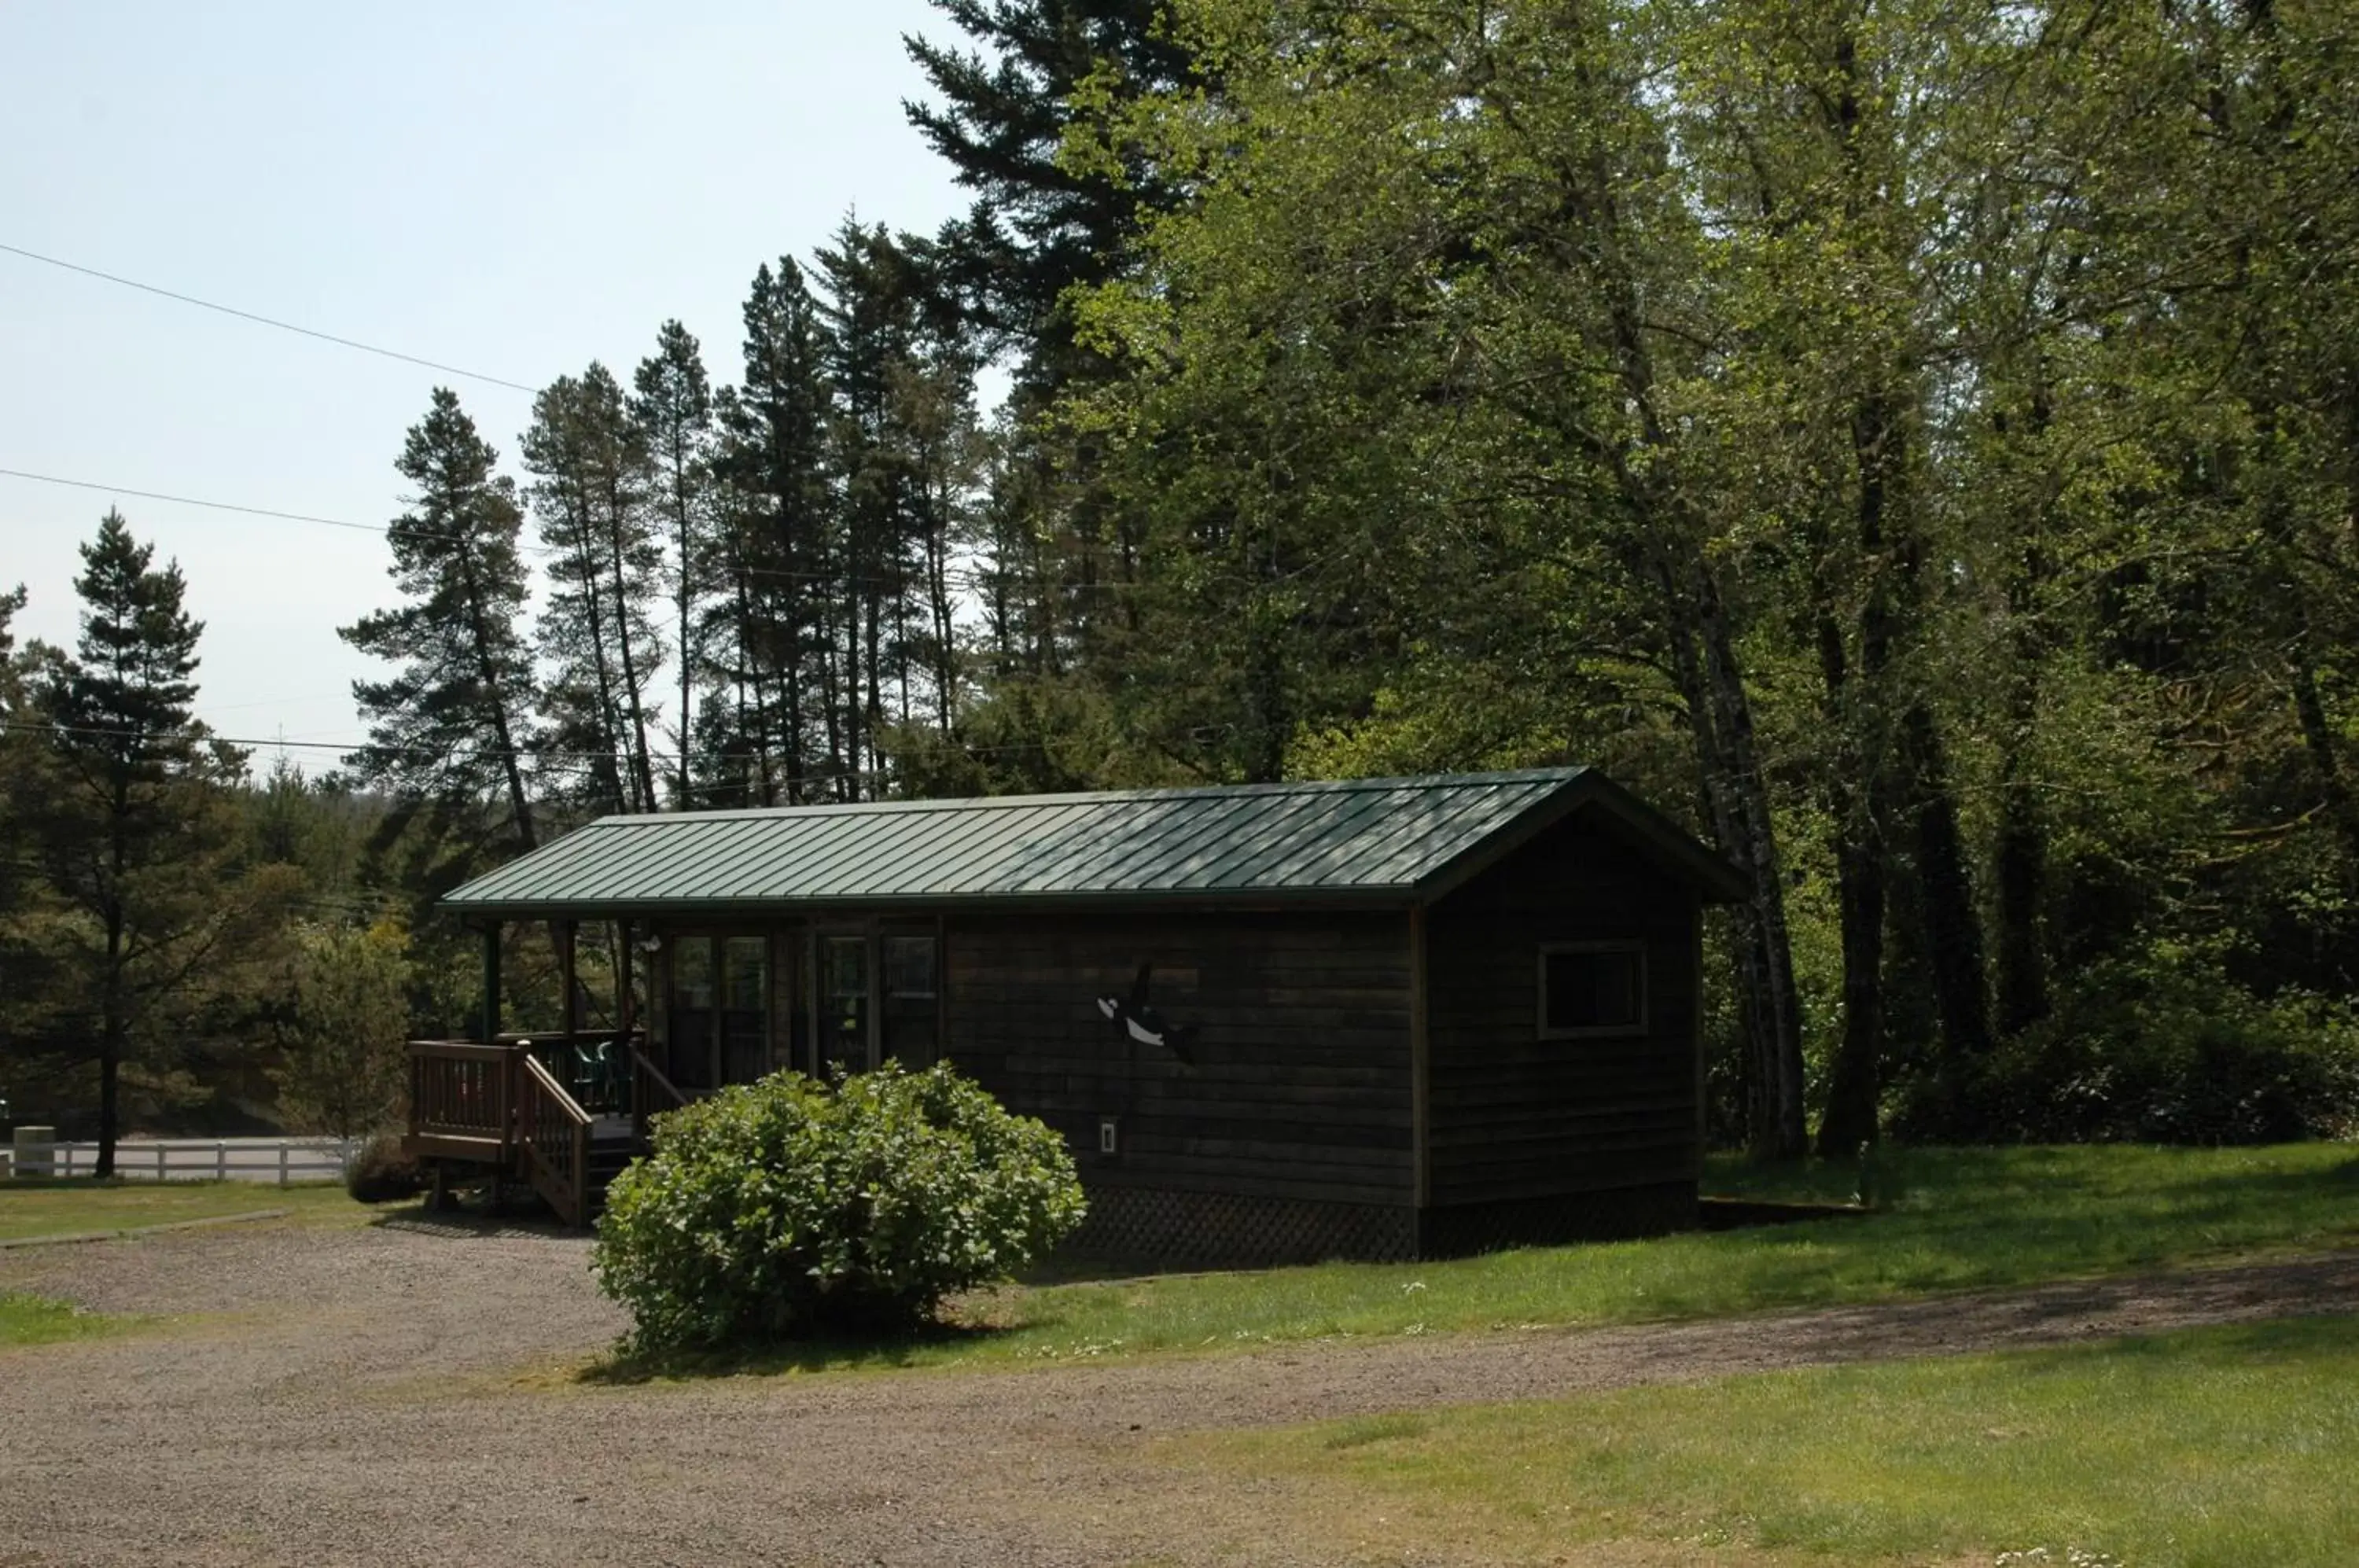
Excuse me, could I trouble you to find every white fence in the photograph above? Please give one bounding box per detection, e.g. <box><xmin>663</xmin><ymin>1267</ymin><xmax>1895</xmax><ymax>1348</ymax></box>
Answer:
<box><xmin>3</xmin><ymin>1137</ymin><xmax>355</xmax><ymax>1185</ymax></box>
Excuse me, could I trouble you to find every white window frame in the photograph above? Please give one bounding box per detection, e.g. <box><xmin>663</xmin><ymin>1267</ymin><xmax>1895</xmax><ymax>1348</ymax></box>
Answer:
<box><xmin>1536</xmin><ymin>940</ymin><xmax>1649</xmax><ymax>1040</ymax></box>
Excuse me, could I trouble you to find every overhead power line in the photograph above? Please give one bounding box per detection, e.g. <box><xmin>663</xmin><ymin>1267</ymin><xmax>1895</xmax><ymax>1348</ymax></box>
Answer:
<box><xmin>0</xmin><ymin>240</ymin><xmax>537</xmax><ymax>393</ymax></box>
<box><xmin>2</xmin><ymin>466</ymin><xmax>405</xmax><ymax>539</ymax></box>
<box><xmin>0</xmin><ymin>466</ymin><xmax>1146</xmax><ymax>594</ymax></box>
<box><xmin>0</xmin><ymin>715</ymin><xmax>1259</xmax><ymax>781</ymax></box>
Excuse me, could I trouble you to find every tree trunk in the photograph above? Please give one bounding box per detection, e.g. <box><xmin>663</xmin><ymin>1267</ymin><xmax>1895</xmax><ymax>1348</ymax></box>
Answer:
<box><xmin>96</xmin><ymin>909</ymin><xmax>123</xmax><ymax>1178</ymax></box>
<box><xmin>2292</xmin><ymin>659</ymin><xmax>2359</xmax><ymax>878</ymax></box>
<box><xmin>455</xmin><ymin>543</ymin><xmax>536</xmax><ymax>852</ymax></box>
<box><xmin>1814</xmin><ymin>613</ymin><xmax>1884</xmax><ymax>1158</ymax></box>
<box><xmin>1900</xmin><ymin>703</ymin><xmax>1993</xmax><ymax>1068</ymax></box>
<box><xmin>1691</xmin><ymin>564</ymin><xmax>1809</xmax><ymax>1158</ymax></box>
<box><xmin>605</xmin><ymin>517</ymin><xmax>659</xmax><ymax>814</ymax></box>
<box><xmin>677</xmin><ymin>503</ymin><xmax>694</xmax><ymax>808</ymax></box>
<box><xmin>1993</xmin><ymin>468</ymin><xmax>2055</xmax><ymax>1037</ymax></box>
<box><xmin>1816</xmin><ymin>812</ymin><xmax>1886</xmax><ymax>1159</ymax></box>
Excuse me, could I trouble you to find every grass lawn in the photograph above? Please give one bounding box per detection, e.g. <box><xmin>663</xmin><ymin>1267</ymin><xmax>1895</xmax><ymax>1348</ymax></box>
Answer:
<box><xmin>0</xmin><ymin>1178</ymin><xmax>363</xmax><ymax>1242</ymax></box>
<box><xmin>1166</xmin><ymin>1313</ymin><xmax>2359</xmax><ymax>1566</ymax></box>
<box><xmin>600</xmin><ymin>1141</ymin><xmax>2359</xmax><ymax>1375</ymax></box>
<box><xmin>0</xmin><ymin>1290</ymin><xmax>133</xmax><ymax>1349</ymax></box>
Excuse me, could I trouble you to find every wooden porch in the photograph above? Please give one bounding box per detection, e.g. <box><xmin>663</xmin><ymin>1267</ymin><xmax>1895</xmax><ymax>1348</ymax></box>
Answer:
<box><xmin>403</xmin><ymin>1031</ymin><xmax>687</xmax><ymax>1227</ymax></box>
<box><xmin>400</xmin><ymin>913</ymin><xmax>690</xmax><ymax>1228</ymax></box>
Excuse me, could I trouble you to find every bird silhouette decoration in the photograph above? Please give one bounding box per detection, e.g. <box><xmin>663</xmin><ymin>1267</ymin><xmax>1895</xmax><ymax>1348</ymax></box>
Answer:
<box><xmin>1097</xmin><ymin>962</ymin><xmax>1198</xmax><ymax>1065</ymax></box>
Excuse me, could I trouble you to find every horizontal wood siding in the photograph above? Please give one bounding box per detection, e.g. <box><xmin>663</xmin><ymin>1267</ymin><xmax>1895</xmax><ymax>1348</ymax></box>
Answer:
<box><xmin>1425</xmin><ymin>812</ymin><xmax>1702</xmax><ymax>1209</ymax></box>
<box><xmin>944</xmin><ymin>911</ymin><xmax>1415</xmax><ymax>1209</ymax></box>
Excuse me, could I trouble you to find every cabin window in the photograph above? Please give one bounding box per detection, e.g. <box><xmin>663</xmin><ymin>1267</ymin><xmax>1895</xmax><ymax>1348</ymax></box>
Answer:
<box><xmin>1538</xmin><ymin>943</ymin><xmax>1647</xmax><ymax>1038</ymax></box>
<box><xmin>821</xmin><ymin>936</ymin><xmax>870</xmax><ymax>1071</ymax></box>
<box><xmin>719</xmin><ymin>936</ymin><xmax>768</xmax><ymax>1084</ymax></box>
<box><xmin>884</xmin><ymin>936</ymin><xmax>937</xmax><ymax>999</ymax></box>
<box><xmin>881</xmin><ymin>933</ymin><xmax>940</xmax><ymax>1067</ymax></box>
<box><xmin>667</xmin><ymin>935</ymin><xmax>716</xmax><ymax>1089</ymax></box>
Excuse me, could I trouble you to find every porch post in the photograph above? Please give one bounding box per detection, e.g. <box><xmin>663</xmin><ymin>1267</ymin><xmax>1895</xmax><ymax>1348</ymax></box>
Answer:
<box><xmin>480</xmin><ymin>922</ymin><xmax>502</xmax><ymax>1044</ymax></box>
<box><xmin>558</xmin><ymin>920</ymin><xmax>580</xmax><ymax>1040</ymax></box>
<box><xmin>617</xmin><ymin>919</ymin><xmax>636</xmax><ymax>1039</ymax></box>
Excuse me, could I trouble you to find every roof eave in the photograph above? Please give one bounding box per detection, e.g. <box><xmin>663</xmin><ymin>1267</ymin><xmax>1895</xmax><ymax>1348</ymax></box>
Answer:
<box><xmin>438</xmin><ymin>883</ymin><xmax>1426</xmax><ymax>923</ymax></box>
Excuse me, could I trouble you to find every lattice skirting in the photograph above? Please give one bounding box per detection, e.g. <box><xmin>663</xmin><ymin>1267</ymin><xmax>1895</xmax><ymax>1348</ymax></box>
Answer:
<box><xmin>1069</xmin><ymin>1182</ymin><xmax>1418</xmax><ymax>1268</ymax></box>
<box><xmin>1416</xmin><ymin>1182</ymin><xmax>1698</xmax><ymax>1257</ymax></box>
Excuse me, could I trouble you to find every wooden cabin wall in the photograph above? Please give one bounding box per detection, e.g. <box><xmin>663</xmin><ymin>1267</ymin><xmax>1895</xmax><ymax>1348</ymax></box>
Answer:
<box><xmin>1421</xmin><ymin>813</ymin><xmax>1702</xmax><ymax>1248</ymax></box>
<box><xmin>943</xmin><ymin>910</ymin><xmax>1417</xmax><ymax>1262</ymax></box>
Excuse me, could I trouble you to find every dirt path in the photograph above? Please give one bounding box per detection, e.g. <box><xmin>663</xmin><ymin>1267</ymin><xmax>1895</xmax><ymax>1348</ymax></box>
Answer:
<box><xmin>2</xmin><ymin>1218</ymin><xmax>2353</xmax><ymax>1567</ymax></box>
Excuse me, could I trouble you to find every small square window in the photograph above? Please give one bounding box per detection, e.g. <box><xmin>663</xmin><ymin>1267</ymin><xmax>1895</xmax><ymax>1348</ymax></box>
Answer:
<box><xmin>1539</xmin><ymin>944</ymin><xmax>1646</xmax><ymax>1037</ymax></box>
<box><xmin>883</xmin><ymin>935</ymin><xmax>938</xmax><ymax>999</ymax></box>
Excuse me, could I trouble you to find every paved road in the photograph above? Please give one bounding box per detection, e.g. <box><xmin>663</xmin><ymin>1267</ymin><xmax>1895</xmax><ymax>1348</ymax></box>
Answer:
<box><xmin>9</xmin><ymin>1135</ymin><xmax>350</xmax><ymax>1183</ymax></box>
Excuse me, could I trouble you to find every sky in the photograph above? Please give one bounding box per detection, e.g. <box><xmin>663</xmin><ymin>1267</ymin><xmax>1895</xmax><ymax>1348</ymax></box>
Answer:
<box><xmin>1</xmin><ymin>0</ymin><xmax>977</xmax><ymax>767</ymax></box>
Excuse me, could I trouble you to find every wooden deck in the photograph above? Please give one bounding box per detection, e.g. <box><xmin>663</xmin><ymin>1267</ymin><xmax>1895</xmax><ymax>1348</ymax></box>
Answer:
<box><xmin>403</xmin><ymin>1032</ymin><xmax>684</xmax><ymax>1227</ymax></box>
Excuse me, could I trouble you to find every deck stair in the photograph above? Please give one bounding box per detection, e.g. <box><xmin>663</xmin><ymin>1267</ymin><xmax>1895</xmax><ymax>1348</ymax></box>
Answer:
<box><xmin>584</xmin><ymin>1135</ymin><xmax>639</xmax><ymax>1215</ymax></box>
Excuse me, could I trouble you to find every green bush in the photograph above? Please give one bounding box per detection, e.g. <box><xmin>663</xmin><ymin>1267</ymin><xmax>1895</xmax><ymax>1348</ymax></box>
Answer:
<box><xmin>344</xmin><ymin>1131</ymin><xmax>423</xmax><ymax>1203</ymax></box>
<box><xmin>591</xmin><ymin>1062</ymin><xmax>1086</xmax><ymax>1350</ymax></box>
<box><xmin>1900</xmin><ymin>946</ymin><xmax>2359</xmax><ymax>1144</ymax></box>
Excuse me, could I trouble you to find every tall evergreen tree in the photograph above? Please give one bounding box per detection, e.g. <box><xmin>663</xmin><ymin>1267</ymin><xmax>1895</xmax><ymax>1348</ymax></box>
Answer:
<box><xmin>706</xmin><ymin>260</ymin><xmax>834</xmax><ymax>805</ymax></box>
<box><xmin>341</xmin><ymin>389</ymin><xmax>542</xmax><ymax>889</ymax></box>
<box><xmin>631</xmin><ymin>321</ymin><xmax>717</xmax><ymax>808</ymax></box>
<box><xmin>524</xmin><ymin>363</ymin><xmax>664</xmax><ymax>815</ymax></box>
<box><xmin>22</xmin><ymin>514</ymin><xmax>276</xmax><ymax>1173</ymax></box>
<box><xmin>906</xmin><ymin>0</ymin><xmax>1195</xmax><ymax>385</ymax></box>
<box><xmin>817</xmin><ymin>219</ymin><xmax>924</xmax><ymax>791</ymax></box>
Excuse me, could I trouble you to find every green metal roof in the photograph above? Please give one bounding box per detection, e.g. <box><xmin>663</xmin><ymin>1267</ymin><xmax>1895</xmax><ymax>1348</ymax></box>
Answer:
<box><xmin>440</xmin><ymin>766</ymin><xmax>1745</xmax><ymax>918</ymax></box>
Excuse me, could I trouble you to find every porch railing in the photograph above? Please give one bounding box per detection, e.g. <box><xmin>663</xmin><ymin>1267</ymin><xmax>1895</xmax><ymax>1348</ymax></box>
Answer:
<box><xmin>407</xmin><ymin>1042</ymin><xmax>514</xmax><ymax>1165</ymax></box>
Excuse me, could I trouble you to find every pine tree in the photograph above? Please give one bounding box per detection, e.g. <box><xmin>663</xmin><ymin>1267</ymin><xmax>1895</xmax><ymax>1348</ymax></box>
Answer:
<box><xmin>25</xmin><ymin>514</ymin><xmax>274</xmax><ymax>1173</ymax></box>
<box><xmin>341</xmin><ymin>389</ymin><xmax>542</xmax><ymax>885</ymax></box>
<box><xmin>524</xmin><ymin>363</ymin><xmax>664</xmax><ymax>815</ymax></box>
<box><xmin>0</xmin><ymin>583</ymin><xmax>60</xmax><ymax>1100</ymax></box>
<box><xmin>906</xmin><ymin>0</ymin><xmax>1194</xmax><ymax>385</ymax></box>
<box><xmin>816</xmin><ymin>219</ymin><xmax>924</xmax><ymax>792</ymax></box>
<box><xmin>707</xmin><ymin>260</ymin><xmax>834</xmax><ymax>805</ymax></box>
<box><xmin>631</xmin><ymin>321</ymin><xmax>717</xmax><ymax>808</ymax></box>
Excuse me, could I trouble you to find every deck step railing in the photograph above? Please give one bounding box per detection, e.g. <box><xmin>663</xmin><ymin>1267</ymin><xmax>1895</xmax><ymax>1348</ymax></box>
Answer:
<box><xmin>517</xmin><ymin>1055</ymin><xmax>594</xmax><ymax>1228</ymax></box>
<box><xmin>629</xmin><ymin>1047</ymin><xmax>690</xmax><ymax>1145</ymax></box>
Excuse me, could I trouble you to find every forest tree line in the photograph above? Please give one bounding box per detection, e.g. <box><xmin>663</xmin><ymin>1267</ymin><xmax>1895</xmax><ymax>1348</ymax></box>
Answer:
<box><xmin>3</xmin><ymin>0</ymin><xmax>2355</xmax><ymax>1162</ymax></box>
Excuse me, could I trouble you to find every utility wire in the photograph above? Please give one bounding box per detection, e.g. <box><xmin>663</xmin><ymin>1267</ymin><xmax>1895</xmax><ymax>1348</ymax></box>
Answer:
<box><xmin>2</xmin><ymin>465</ymin><xmax>1148</xmax><ymax>594</ymax></box>
<box><xmin>1</xmin><ymin>715</ymin><xmax>1270</xmax><ymax>796</ymax></box>
<box><xmin>0</xmin><ymin>716</ymin><xmax>1183</xmax><ymax>773</ymax></box>
<box><xmin>1</xmin><ymin>466</ymin><xmax>403</xmax><ymax>539</ymax></box>
<box><xmin>0</xmin><ymin>241</ymin><xmax>537</xmax><ymax>392</ymax></box>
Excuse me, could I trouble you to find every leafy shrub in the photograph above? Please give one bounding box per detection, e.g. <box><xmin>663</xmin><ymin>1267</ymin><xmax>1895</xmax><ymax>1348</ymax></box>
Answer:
<box><xmin>344</xmin><ymin>1131</ymin><xmax>424</xmax><ymax>1203</ymax></box>
<box><xmin>1901</xmin><ymin>946</ymin><xmax>2359</xmax><ymax>1144</ymax></box>
<box><xmin>591</xmin><ymin>1062</ymin><xmax>1086</xmax><ymax>1350</ymax></box>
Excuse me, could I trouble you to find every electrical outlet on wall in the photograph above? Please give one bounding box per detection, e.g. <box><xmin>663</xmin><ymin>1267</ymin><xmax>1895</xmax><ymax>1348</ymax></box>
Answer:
<box><xmin>1099</xmin><ymin>1116</ymin><xmax>1120</xmax><ymax>1156</ymax></box>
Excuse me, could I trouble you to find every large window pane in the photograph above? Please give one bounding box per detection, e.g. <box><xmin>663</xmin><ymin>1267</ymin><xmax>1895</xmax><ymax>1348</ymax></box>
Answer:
<box><xmin>881</xmin><ymin>934</ymin><xmax>939</xmax><ymax>1067</ymax></box>
<box><xmin>720</xmin><ymin>937</ymin><xmax>768</xmax><ymax>1084</ymax></box>
<box><xmin>884</xmin><ymin>936</ymin><xmax>937</xmax><ymax>999</ymax></box>
<box><xmin>666</xmin><ymin>936</ymin><xmax>717</xmax><ymax>1088</ymax></box>
<box><xmin>822</xmin><ymin>936</ymin><xmax>869</xmax><ymax>1072</ymax></box>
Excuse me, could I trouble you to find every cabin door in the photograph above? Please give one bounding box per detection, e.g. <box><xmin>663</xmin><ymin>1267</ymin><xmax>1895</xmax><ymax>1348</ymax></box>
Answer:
<box><xmin>664</xmin><ymin>933</ymin><xmax>774</xmax><ymax>1090</ymax></box>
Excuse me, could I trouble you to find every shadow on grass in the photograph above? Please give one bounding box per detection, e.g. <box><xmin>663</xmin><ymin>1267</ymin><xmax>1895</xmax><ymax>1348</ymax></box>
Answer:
<box><xmin>576</xmin><ymin>1314</ymin><xmax>1029</xmax><ymax>1383</ymax></box>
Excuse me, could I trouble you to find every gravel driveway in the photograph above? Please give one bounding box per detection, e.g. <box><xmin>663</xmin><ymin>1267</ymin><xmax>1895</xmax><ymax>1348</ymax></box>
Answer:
<box><xmin>2</xmin><ymin>1216</ymin><xmax>2353</xmax><ymax>1567</ymax></box>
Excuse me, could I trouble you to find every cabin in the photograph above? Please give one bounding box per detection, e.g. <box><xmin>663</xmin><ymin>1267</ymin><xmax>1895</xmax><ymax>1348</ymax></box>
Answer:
<box><xmin>403</xmin><ymin>767</ymin><xmax>1746</xmax><ymax>1264</ymax></box>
